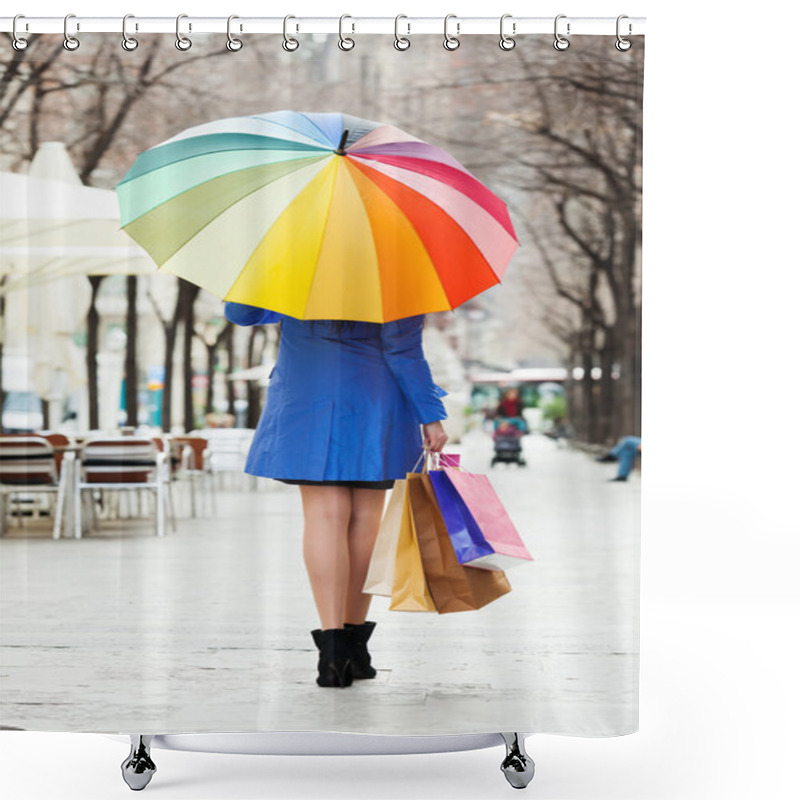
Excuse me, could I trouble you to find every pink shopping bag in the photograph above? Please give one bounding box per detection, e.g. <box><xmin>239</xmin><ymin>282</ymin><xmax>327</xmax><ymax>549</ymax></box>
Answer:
<box><xmin>437</xmin><ymin>467</ymin><xmax>533</xmax><ymax>571</ymax></box>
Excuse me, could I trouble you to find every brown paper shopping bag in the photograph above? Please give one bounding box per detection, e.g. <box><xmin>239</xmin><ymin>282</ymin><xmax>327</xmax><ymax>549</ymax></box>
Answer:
<box><xmin>363</xmin><ymin>479</ymin><xmax>406</xmax><ymax>597</ymax></box>
<box><xmin>406</xmin><ymin>473</ymin><xmax>512</xmax><ymax>613</ymax></box>
<box><xmin>389</xmin><ymin>479</ymin><xmax>437</xmax><ymax>612</ymax></box>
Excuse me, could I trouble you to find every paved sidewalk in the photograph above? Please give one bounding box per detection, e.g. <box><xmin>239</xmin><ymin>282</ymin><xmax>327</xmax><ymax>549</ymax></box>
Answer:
<box><xmin>0</xmin><ymin>432</ymin><xmax>639</xmax><ymax>736</ymax></box>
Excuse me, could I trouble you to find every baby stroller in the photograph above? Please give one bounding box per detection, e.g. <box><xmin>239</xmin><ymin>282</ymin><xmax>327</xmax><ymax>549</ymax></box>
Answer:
<box><xmin>490</xmin><ymin>417</ymin><xmax>527</xmax><ymax>467</ymax></box>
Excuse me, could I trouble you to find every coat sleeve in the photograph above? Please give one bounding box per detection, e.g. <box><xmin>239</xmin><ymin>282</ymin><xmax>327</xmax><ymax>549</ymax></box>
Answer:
<box><xmin>380</xmin><ymin>315</ymin><xmax>448</xmax><ymax>425</ymax></box>
<box><xmin>224</xmin><ymin>302</ymin><xmax>282</xmax><ymax>327</ymax></box>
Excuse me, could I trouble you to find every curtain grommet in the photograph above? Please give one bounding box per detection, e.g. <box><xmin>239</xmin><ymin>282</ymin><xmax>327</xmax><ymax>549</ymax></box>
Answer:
<box><xmin>615</xmin><ymin>15</ymin><xmax>632</xmax><ymax>51</ymax></box>
<box><xmin>499</xmin><ymin>14</ymin><xmax>516</xmax><ymax>50</ymax></box>
<box><xmin>63</xmin><ymin>13</ymin><xmax>80</xmax><ymax>51</ymax></box>
<box><xmin>338</xmin><ymin>15</ymin><xmax>355</xmax><ymax>51</ymax></box>
<box><xmin>121</xmin><ymin>14</ymin><xmax>138</xmax><ymax>51</ymax></box>
<box><xmin>226</xmin><ymin>15</ymin><xmax>243</xmax><ymax>51</ymax></box>
<box><xmin>282</xmin><ymin>15</ymin><xmax>299</xmax><ymax>51</ymax></box>
<box><xmin>553</xmin><ymin>14</ymin><xmax>570</xmax><ymax>51</ymax></box>
<box><xmin>394</xmin><ymin>15</ymin><xmax>410</xmax><ymax>51</ymax></box>
<box><xmin>443</xmin><ymin>14</ymin><xmax>460</xmax><ymax>51</ymax></box>
<box><xmin>12</xmin><ymin>15</ymin><xmax>29</xmax><ymax>51</ymax></box>
<box><xmin>175</xmin><ymin>14</ymin><xmax>192</xmax><ymax>51</ymax></box>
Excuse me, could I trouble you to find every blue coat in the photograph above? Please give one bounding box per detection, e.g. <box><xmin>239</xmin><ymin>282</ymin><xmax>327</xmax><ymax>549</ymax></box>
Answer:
<box><xmin>224</xmin><ymin>303</ymin><xmax>448</xmax><ymax>481</ymax></box>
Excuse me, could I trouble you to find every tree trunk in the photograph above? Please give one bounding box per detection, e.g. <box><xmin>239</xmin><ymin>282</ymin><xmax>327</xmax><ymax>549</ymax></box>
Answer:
<box><xmin>581</xmin><ymin>346</ymin><xmax>596</xmax><ymax>442</ymax></box>
<box><xmin>226</xmin><ymin>326</ymin><xmax>235</xmax><ymax>415</ymax></box>
<box><xmin>245</xmin><ymin>326</ymin><xmax>264</xmax><ymax>429</ymax></box>
<box><xmin>615</xmin><ymin>305</ymin><xmax>641</xmax><ymax>438</ymax></box>
<box><xmin>598</xmin><ymin>334</ymin><xmax>616</xmax><ymax>445</ymax></box>
<box><xmin>86</xmin><ymin>276</ymin><xmax>105</xmax><ymax>430</ymax></box>
<box><xmin>200</xmin><ymin>322</ymin><xmax>232</xmax><ymax>415</ymax></box>
<box><xmin>180</xmin><ymin>281</ymin><xmax>200</xmax><ymax>432</ymax></box>
<box><xmin>125</xmin><ymin>276</ymin><xmax>138</xmax><ymax>426</ymax></box>
<box><xmin>609</xmin><ymin>223</ymin><xmax>641</xmax><ymax>439</ymax></box>
<box><xmin>0</xmin><ymin>277</ymin><xmax>6</xmax><ymax>432</ymax></box>
<box><xmin>204</xmin><ymin>342</ymin><xmax>215</xmax><ymax>416</ymax></box>
<box><xmin>161</xmin><ymin>302</ymin><xmax>179</xmax><ymax>433</ymax></box>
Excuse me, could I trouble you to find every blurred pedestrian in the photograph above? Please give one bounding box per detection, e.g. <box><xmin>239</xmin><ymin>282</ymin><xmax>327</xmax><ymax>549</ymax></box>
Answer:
<box><xmin>497</xmin><ymin>387</ymin><xmax>523</xmax><ymax>419</ymax></box>
<box><xmin>596</xmin><ymin>436</ymin><xmax>641</xmax><ymax>481</ymax></box>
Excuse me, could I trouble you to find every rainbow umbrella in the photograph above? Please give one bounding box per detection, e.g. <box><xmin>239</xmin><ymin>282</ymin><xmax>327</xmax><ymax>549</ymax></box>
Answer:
<box><xmin>116</xmin><ymin>110</ymin><xmax>518</xmax><ymax>322</ymax></box>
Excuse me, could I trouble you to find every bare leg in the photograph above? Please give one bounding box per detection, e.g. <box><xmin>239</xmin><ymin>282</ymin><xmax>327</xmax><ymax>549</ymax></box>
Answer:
<box><xmin>345</xmin><ymin>488</ymin><xmax>387</xmax><ymax>624</ymax></box>
<box><xmin>300</xmin><ymin>485</ymin><xmax>352</xmax><ymax>630</ymax></box>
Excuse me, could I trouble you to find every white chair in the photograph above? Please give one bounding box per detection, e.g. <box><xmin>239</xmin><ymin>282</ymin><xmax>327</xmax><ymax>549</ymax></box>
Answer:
<box><xmin>74</xmin><ymin>437</ymin><xmax>170</xmax><ymax>538</ymax></box>
<box><xmin>193</xmin><ymin>428</ymin><xmax>255</xmax><ymax>490</ymax></box>
<box><xmin>0</xmin><ymin>435</ymin><xmax>72</xmax><ymax>539</ymax></box>
<box><xmin>172</xmin><ymin>435</ymin><xmax>215</xmax><ymax>516</ymax></box>
<box><xmin>150</xmin><ymin>434</ymin><xmax>179</xmax><ymax>526</ymax></box>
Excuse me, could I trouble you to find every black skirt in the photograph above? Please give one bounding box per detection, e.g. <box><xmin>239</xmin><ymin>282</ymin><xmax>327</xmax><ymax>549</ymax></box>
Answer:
<box><xmin>278</xmin><ymin>478</ymin><xmax>394</xmax><ymax>490</ymax></box>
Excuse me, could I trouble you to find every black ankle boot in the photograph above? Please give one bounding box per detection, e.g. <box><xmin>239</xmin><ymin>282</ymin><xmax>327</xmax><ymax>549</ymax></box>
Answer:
<box><xmin>311</xmin><ymin>629</ymin><xmax>353</xmax><ymax>688</ymax></box>
<box><xmin>344</xmin><ymin>621</ymin><xmax>377</xmax><ymax>679</ymax></box>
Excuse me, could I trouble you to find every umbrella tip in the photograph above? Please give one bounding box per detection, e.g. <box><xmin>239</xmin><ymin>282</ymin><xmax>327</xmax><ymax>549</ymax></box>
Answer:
<box><xmin>334</xmin><ymin>129</ymin><xmax>349</xmax><ymax>156</ymax></box>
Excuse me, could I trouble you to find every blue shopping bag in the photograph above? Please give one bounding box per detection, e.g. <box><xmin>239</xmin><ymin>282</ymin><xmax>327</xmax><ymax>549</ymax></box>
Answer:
<box><xmin>428</xmin><ymin>469</ymin><xmax>495</xmax><ymax>566</ymax></box>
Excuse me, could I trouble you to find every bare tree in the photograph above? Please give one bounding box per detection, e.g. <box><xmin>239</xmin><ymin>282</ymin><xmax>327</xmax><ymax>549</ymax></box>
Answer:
<box><xmin>179</xmin><ymin>282</ymin><xmax>201</xmax><ymax>432</ymax></box>
<box><xmin>2</xmin><ymin>37</ymin><xmax>229</xmax><ymax>428</ymax></box>
<box><xmin>124</xmin><ymin>276</ymin><xmax>138</xmax><ymax>426</ymax></box>
<box><xmin>194</xmin><ymin>320</ymin><xmax>232</xmax><ymax>417</ymax></box>
<box><xmin>85</xmin><ymin>276</ymin><xmax>105</xmax><ymax>430</ymax></box>
<box><xmin>479</xmin><ymin>46</ymin><xmax>643</xmax><ymax>442</ymax></box>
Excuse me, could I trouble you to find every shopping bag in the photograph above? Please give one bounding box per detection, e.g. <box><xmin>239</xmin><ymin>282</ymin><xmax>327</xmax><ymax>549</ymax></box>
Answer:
<box><xmin>406</xmin><ymin>473</ymin><xmax>512</xmax><ymax>613</ymax></box>
<box><xmin>430</xmin><ymin>467</ymin><xmax>534</xmax><ymax>571</ymax></box>
<box><xmin>428</xmin><ymin>469</ymin><xmax>495</xmax><ymax>566</ymax></box>
<box><xmin>389</xmin><ymin>479</ymin><xmax>437</xmax><ymax>612</ymax></box>
<box><xmin>363</xmin><ymin>479</ymin><xmax>406</xmax><ymax>597</ymax></box>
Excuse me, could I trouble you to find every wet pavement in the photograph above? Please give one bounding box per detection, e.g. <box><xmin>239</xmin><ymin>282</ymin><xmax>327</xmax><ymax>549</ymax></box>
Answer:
<box><xmin>0</xmin><ymin>430</ymin><xmax>639</xmax><ymax>736</ymax></box>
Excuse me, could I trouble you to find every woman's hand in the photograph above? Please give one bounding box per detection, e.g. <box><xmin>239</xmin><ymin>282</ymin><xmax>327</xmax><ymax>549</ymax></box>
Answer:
<box><xmin>422</xmin><ymin>421</ymin><xmax>448</xmax><ymax>454</ymax></box>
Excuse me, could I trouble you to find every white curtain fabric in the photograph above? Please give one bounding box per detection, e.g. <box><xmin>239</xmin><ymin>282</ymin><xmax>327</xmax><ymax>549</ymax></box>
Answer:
<box><xmin>0</xmin><ymin>32</ymin><xmax>643</xmax><ymax>739</ymax></box>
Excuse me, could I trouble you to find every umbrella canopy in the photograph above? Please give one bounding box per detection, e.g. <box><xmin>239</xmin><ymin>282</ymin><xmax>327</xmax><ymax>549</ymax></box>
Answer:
<box><xmin>116</xmin><ymin>110</ymin><xmax>518</xmax><ymax>322</ymax></box>
<box><xmin>0</xmin><ymin>170</ymin><xmax>154</xmax><ymax>292</ymax></box>
<box><xmin>0</xmin><ymin>143</ymin><xmax>155</xmax><ymax>429</ymax></box>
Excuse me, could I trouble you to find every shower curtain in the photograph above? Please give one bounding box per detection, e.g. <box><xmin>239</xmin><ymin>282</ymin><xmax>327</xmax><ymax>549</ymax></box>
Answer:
<box><xmin>0</xmin><ymin>28</ymin><xmax>643</xmax><ymax>740</ymax></box>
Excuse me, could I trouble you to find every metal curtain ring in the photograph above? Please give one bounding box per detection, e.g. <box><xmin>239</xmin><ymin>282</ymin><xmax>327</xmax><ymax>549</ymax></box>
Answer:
<box><xmin>443</xmin><ymin>14</ymin><xmax>460</xmax><ymax>51</ymax></box>
<box><xmin>227</xmin><ymin>15</ymin><xmax>243</xmax><ymax>51</ymax></box>
<box><xmin>175</xmin><ymin>14</ymin><xmax>192</xmax><ymax>51</ymax></box>
<box><xmin>63</xmin><ymin>13</ymin><xmax>80</xmax><ymax>51</ymax></box>
<box><xmin>499</xmin><ymin>14</ymin><xmax>516</xmax><ymax>50</ymax></box>
<box><xmin>12</xmin><ymin>15</ymin><xmax>29</xmax><ymax>51</ymax></box>
<box><xmin>282</xmin><ymin>15</ymin><xmax>299</xmax><ymax>51</ymax></box>
<box><xmin>122</xmin><ymin>14</ymin><xmax>138</xmax><ymax>51</ymax></box>
<box><xmin>615</xmin><ymin>14</ymin><xmax>632</xmax><ymax>51</ymax></box>
<box><xmin>553</xmin><ymin>14</ymin><xmax>570</xmax><ymax>51</ymax></box>
<box><xmin>338</xmin><ymin>15</ymin><xmax>355</xmax><ymax>50</ymax></box>
<box><xmin>394</xmin><ymin>14</ymin><xmax>410</xmax><ymax>51</ymax></box>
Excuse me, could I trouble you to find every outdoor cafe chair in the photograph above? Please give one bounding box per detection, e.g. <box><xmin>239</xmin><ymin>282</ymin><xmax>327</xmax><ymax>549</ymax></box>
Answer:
<box><xmin>172</xmin><ymin>435</ymin><xmax>215</xmax><ymax>516</ymax></box>
<box><xmin>0</xmin><ymin>435</ymin><xmax>73</xmax><ymax>539</ymax></box>
<box><xmin>150</xmin><ymin>434</ymin><xmax>179</xmax><ymax>525</ymax></box>
<box><xmin>35</xmin><ymin>431</ymin><xmax>75</xmax><ymax>476</ymax></box>
<box><xmin>194</xmin><ymin>427</ymin><xmax>256</xmax><ymax>490</ymax></box>
<box><xmin>74</xmin><ymin>437</ymin><xmax>172</xmax><ymax>538</ymax></box>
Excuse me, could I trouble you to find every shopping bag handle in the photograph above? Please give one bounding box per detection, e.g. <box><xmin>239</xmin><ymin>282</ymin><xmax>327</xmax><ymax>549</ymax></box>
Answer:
<box><xmin>413</xmin><ymin>449</ymin><xmax>462</xmax><ymax>475</ymax></box>
<box><xmin>415</xmin><ymin>449</ymin><xmax>459</xmax><ymax>473</ymax></box>
<box><xmin>411</xmin><ymin>450</ymin><xmax>427</xmax><ymax>474</ymax></box>
<box><xmin>411</xmin><ymin>449</ymin><xmax>437</xmax><ymax>474</ymax></box>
